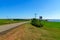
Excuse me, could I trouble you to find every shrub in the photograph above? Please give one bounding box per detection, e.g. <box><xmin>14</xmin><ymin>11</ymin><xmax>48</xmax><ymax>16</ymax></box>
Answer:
<box><xmin>31</xmin><ymin>18</ymin><xmax>43</xmax><ymax>27</ymax></box>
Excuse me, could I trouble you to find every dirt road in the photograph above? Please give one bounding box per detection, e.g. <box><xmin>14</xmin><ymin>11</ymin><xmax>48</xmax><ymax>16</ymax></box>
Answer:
<box><xmin>0</xmin><ymin>22</ymin><xmax>26</xmax><ymax>40</ymax></box>
<box><xmin>0</xmin><ymin>21</ymin><xmax>28</xmax><ymax>33</ymax></box>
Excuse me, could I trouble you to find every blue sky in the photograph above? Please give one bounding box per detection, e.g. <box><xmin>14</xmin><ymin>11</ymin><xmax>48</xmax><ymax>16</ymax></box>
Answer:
<box><xmin>0</xmin><ymin>0</ymin><xmax>60</xmax><ymax>19</ymax></box>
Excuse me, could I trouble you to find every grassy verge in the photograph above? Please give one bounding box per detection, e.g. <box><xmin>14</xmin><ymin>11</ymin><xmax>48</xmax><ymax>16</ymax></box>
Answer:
<box><xmin>0</xmin><ymin>19</ymin><xmax>28</xmax><ymax>25</ymax></box>
<box><xmin>23</xmin><ymin>22</ymin><xmax>60</xmax><ymax>40</ymax></box>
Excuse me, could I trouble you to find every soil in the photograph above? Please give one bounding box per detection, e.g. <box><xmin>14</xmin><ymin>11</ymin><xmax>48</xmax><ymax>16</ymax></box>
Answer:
<box><xmin>0</xmin><ymin>24</ymin><xmax>25</xmax><ymax>40</ymax></box>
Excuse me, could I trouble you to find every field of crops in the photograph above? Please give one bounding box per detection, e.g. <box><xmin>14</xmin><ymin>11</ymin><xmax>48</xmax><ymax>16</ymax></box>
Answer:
<box><xmin>0</xmin><ymin>19</ymin><xmax>29</xmax><ymax>25</ymax></box>
<box><xmin>42</xmin><ymin>21</ymin><xmax>60</xmax><ymax>40</ymax></box>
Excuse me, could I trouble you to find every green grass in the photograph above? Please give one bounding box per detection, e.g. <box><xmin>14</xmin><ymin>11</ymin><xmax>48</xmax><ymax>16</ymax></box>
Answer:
<box><xmin>44</xmin><ymin>21</ymin><xmax>60</xmax><ymax>28</ymax></box>
<box><xmin>0</xmin><ymin>19</ymin><xmax>14</xmax><ymax>25</ymax></box>
<box><xmin>42</xmin><ymin>21</ymin><xmax>60</xmax><ymax>40</ymax></box>
<box><xmin>23</xmin><ymin>21</ymin><xmax>60</xmax><ymax>40</ymax></box>
<box><xmin>0</xmin><ymin>19</ymin><xmax>28</xmax><ymax>25</ymax></box>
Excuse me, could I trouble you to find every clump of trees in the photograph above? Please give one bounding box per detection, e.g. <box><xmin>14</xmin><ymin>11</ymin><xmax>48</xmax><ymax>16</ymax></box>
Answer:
<box><xmin>31</xmin><ymin>18</ymin><xmax>43</xmax><ymax>27</ymax></box>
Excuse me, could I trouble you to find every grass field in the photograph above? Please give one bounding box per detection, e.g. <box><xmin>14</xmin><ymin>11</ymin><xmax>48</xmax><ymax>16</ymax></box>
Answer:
<box><xmin>23</xmin><ymin>21</ymin><xmax>60</xmax><ymax>40</ymax></box>
<box><xmin>43</xmin><ymin>21</ymin><xmax>60</xmax><ymax>40</ymax></box>
<box><xmin>0</xmin><ymin>19</ymin><xmax>29</xmax><ymax>25</ymax></box>
<box><xmin>0</xmin><ymin>19</ymin><xmax>17</xmax><ymax>25</ymax></box>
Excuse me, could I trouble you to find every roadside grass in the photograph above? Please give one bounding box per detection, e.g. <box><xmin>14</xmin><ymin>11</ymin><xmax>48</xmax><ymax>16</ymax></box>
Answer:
<box><xmin>23</xmin><ymin>22</ymin><xmax>60</xmax><ymax>40</ymax></box>
<box><xmin>0</xmin><ymin>19</ymin><xmax>28</xmax><ymax>25</ymax></box>
<box><xmin>0</xmin><ymin>19</ymin><xmax>16</xmax><ymax>25</ymax></box>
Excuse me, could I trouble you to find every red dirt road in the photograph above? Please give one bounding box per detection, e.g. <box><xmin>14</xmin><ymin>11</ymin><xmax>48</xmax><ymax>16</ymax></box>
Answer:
<box><xmin>0</xmin><ymin>24</ymin><xmax>25</xmax><ymax>40</ymax></box>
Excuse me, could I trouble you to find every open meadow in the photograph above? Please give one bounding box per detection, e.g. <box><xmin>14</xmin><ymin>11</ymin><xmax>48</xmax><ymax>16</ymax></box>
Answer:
<box><xmin>22</xmin><ymin>21</ymin><xmax>60</xmax><ymax>40</ymax></box>
<box><xmin>0</xmin><ymin>19</ymin><xmax>29</xmax><ymax>25</ymax></box>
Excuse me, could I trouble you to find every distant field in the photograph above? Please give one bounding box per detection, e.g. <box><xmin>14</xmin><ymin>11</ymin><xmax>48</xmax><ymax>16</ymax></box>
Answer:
<box><xmin>43</xmin><ymin>21</ymin><xmax>60</xmax><ymax>40</ymax></box>
<box><xmin>44</xmin><ymin>21</ymin><xmax>60</xmax><ymax>28</ymax></box>
<box><xmin>0</xmin><ymin>19</ymin><xmax>29</xmax><ymax>25</ymax></box>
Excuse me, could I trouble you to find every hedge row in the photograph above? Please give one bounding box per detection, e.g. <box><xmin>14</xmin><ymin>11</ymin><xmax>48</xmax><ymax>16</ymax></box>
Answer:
<box><xmin>31</xmin><ymin>18</ymin><xmax>43</xmax><ymax>27</ymax></box>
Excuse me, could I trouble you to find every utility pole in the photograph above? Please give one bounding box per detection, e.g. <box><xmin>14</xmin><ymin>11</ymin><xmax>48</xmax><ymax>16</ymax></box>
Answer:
<box><xmin>35</xmin><ymin>13</ymin><xmax>37</xmax><ymax>18</ymax></box>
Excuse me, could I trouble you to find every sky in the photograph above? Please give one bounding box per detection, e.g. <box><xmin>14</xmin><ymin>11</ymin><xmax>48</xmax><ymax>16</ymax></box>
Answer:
<box><xmin>0</xmin><ymin>0</ymin><xmax>60</xmax><ymax>19</ymax></box>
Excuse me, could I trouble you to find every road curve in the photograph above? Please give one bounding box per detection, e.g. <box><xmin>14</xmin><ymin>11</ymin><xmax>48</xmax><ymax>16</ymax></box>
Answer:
<box><xmin>0</xmin><ymin>21</ymin><xmax>28</xmax><ymax>33</ymax></box>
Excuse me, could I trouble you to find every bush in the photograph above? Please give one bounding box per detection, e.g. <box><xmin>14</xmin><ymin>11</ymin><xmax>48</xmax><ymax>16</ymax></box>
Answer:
<box><xmin>31</xmin><ymin>18</ymin><xmax>43</xmax><ymax>27</ymax></box>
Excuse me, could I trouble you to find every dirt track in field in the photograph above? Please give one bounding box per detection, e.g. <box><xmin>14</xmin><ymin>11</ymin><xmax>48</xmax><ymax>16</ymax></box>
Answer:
<box><xmin>0</xmin><ymin>24</ymin><xmax>25</xmax><ymax>40</ymax></box>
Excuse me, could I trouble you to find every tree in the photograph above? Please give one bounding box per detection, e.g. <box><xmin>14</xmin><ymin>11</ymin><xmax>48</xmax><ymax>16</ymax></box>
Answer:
<box><xmin>31</xmin><ymin>18</ymin><xmax>43</xmax><ymax>27</ymax></box>
<box><xmin>39</xmin><ymin>16</ymin><xmax>42</xmax><ymax>20</ymax></box>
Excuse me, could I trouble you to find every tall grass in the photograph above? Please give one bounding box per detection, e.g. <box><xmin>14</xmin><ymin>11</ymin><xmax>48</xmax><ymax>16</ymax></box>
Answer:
<box><xmin>0</xmin><ymin>19</ymin><xmax>29</xmax><ymax>25</ymax></box>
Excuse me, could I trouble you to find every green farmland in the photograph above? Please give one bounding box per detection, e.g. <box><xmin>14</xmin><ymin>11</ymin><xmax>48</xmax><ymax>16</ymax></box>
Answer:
<box><xmin>42</xmin><ymin>21</ymin><xmax>60</xmax><ymax>40</ymax></box>
<box><xmin>23</xmin><ymin>21</ymin><xmax>60</xmax><ymax>40</ymax></box>
<box><xmin>0</xmin><ymin>19</ymin><xmax>29</xmax><ymax>25</ymax></box>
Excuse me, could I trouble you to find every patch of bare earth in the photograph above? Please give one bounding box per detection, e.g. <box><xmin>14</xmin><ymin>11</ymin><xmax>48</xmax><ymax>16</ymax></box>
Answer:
<box><xmin>0</xmin><ymin>24</ymin><xmax>25</xmax><ymax>40</ymax></box>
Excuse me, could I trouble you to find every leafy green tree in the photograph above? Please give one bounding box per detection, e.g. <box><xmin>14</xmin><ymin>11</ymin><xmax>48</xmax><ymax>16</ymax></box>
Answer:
<box><xmin>39</xmin><ymin>16</ymin><xmax>42</xmax><ymax>20</ymax></box>
<box><xmin>31</xmin><ymin>18</ymin><xmax>43</xmax><ymax>27</ymax></box>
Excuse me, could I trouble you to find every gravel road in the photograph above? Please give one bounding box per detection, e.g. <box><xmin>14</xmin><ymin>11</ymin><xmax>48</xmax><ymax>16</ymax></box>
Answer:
<box><xmin>0</xmin><ymin>21</ymin><xmax>28</xmax><ymax>33</ymax></box>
